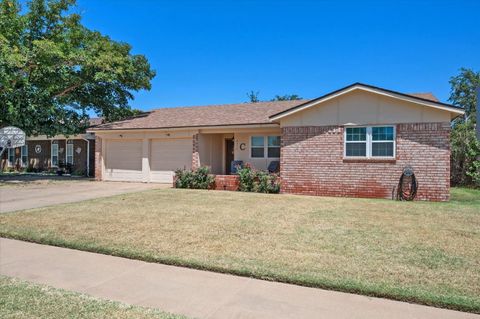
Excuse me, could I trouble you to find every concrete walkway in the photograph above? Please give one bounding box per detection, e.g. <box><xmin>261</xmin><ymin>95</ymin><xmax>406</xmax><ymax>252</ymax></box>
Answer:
<box><xmin>0</xmin><ymin>181</ymin><xmax>166</xmax><ymax>213</ymax></box>
<box><xmin>1</xmin><ymin>239</ymin><xmax>477</xmax><ymax>319</ymax></box>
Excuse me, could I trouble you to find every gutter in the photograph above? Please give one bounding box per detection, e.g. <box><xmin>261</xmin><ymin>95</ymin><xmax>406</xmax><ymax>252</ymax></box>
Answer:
<box><xmin>87</xmin><ymin>123</ymin><xmax>279</xmax><ymax>134</ymax></box>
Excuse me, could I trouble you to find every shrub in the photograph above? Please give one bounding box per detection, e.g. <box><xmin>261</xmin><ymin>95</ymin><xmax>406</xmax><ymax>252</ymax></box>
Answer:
<box><xmin>174</xmin><ymin>169</ymin><xmax>194</xmax><ymax>188</ymax></box>
<box><xmin>255</xmin><ymin>171</ymin><xmax>281</xmax><ymax>193</ymax></box>
<box><xmin>237</xmin><ymin>164</ymin><xmax>280</xmax><ymax>194</ymax></box>
<box><xmin>72</xmin><ymin>169</ymin><xmax>85</xmax><ymax>176</ymax></box>
<box><xmin>451</xmin><ymin>120</ymin><xmax>480</xmax><ymax>187</ymax></box>
<box><xmin>65</xmin><ymin>163</ymin><xmax>73</xmax><ymax>174</ymax></box>
<box><xmin>237</xmin><ymin>164</ymin><xmax>255</xmax><ymax>192</ymax></box>
<box><xmin>174</xmin><ymin>166</ymin><xmax>215</xmax><ymax>189</ymax></box>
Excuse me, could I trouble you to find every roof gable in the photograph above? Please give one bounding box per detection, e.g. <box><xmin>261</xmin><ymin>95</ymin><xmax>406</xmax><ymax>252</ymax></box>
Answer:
<box><xmin>269</xmin><ymin>83</ymin><xmax>464</xmax><ymax>121</ymax></box>
<box><xmin>90</xmin><ymin>83</ymin><xmax>464</xmax><ymax>132</ymax></box>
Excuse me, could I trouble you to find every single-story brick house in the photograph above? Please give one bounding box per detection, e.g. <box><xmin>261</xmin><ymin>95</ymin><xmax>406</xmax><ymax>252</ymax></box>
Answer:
<box><xmin>90</xmin><ymin>83</ymin><xmax>464</xmax><ymax>201</ymax></box>
<box><xmin>1</xmin><ymin>119</ymin><xmax>101</xmax><ymax>176</ymax></box>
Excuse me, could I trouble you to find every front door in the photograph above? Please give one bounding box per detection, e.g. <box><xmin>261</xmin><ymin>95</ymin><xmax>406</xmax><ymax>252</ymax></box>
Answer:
<box><xmin>225</xmin><ymin>139</ymin><xmax>234</xmax><ymax>174</ymax></box>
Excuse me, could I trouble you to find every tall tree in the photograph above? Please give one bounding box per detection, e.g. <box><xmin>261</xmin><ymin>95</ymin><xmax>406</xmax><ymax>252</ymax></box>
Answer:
<box><xmin>0</xmin><ymin>0</ymin><xmax>155</xmax><ymax>136</ymax></box>
<box><xmin>448</xmin><ymin>68</ymin><xmax>480</xmax><ymax>124</ymax></box>
<box><xmin>448</xmin><ymin>68</ymin><xmax>480</xmax><ymax>187</ymax></box>
<box><xmin>271</xmin><ymin>94</ymin><xmax>302</xmax><ymax>101</ymax></box>
<box><xmin>246</xmin><ymin>90</ymin><xmax>260</xmax><ymax>103</ymax></box>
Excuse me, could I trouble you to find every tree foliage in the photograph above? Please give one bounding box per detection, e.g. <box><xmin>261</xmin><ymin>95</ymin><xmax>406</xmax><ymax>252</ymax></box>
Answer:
<box><xmin>246</xmin><ymin>91</ymin><xmax>302</xmax><ymax>103</ymax></box>
<box><xmin>246</xmin><ymin>90</ymin><xmax>260</xmax><ymax>103</ymax></box>
<box><xmin>271</xmin><ymin>94</ymin><xmax>302</xmax><ymax>101</ymax></box>
<box><xmin>450</xmin><ymin>120</ymin><xmax>480</xmax><ymax>186</ymax></box>
<box><xmin>449</xmin><ymin>68</ymin><xmax>479</xmax><ymax>124</ymax></box>
<box><xmin>449</xmin><ymin>68</ymin><xmax>480</xmax><ymax>187</ymax></box>
<box><xmin>0</xmin><ymin>0</ymin><xmax>155</xmax><ymax>136</ymax></box>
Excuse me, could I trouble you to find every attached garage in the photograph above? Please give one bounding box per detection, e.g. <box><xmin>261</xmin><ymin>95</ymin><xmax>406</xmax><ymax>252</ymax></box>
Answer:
<box><xmin>104</xmin><ymin>140</ymin><xmax>143</xmax><ymax>182</ymax></box>
<box><xmin>150</xmin><ymin>138</ymin><xmax>192</xmax><ymax>183</ymax></box>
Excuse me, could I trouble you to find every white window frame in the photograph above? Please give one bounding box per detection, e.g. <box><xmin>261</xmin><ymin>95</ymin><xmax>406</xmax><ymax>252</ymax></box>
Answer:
<box><xmin>7</xmin><ymin>148</ymin><xmax>15</xmax><ymax>167</ymax></box>
<box><xmin>249</xmin><ymin>135</ymin><xmax>281</xmax><ymax>159</ymax></box>
<box><xmin>66</xmin><ymin>141</ymin><xmax>74</xmax><ymax>165</ymax></box>
<box><xmin>250</xmin><ymin>136</ymin><xmax>265</xmax><ymax>158</ymax></box>
<box><xmin>51</xmin><ymin>142</ymin><xmax>59</xmax><ymax>167</ymax></box>
<box><xmin>344</xmin><ymin>125</ymin><xmax>396</xmax><ymax>159</ymax></box>
<box><xmin>267</xmin><ymin>136</ymin><xmax>281</xmax><ymax>159</ymax></box>
<box><xmin>21</xmin><ymin>145</ymin><xmax>28</xmax><ymax>167</ymax></box>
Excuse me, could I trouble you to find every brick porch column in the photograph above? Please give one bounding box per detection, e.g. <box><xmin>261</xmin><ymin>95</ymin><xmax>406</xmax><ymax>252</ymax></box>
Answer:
<box><xmin>94</xmin><ymin>136</ymin><xmax>102</xmax><ymax>181</ymax></box>
<box><xmin>192</xmin><ymin>133</ymin><xmax>200</xmax><ymax>170</ymax></box>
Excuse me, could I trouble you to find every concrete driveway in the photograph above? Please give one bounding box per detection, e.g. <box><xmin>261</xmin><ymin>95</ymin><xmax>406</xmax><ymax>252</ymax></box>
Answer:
<box><xmin>0</xmin><ymin>179</ymin><xmax>167</xmax><ymax>213</ymax></box>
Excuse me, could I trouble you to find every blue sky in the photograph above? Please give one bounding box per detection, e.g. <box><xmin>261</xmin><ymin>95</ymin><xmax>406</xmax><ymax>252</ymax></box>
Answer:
<box><xmin>74</xmin><ymin>0</ymin><xmax>479</xmax><ymax>111</ymax></box>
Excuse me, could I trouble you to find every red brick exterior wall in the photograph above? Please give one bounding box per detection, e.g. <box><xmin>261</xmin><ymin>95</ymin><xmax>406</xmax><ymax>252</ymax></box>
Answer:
<box><xmin>2</xmin><ymin>139</ymin><xmax>94</xmax><ymax>175</ymax></box>
<box><xmin>192</xmin><ymin>133</ymin><xmax>200</xmax><ymax>170</ymax></box>
<box><xmin>214</xmin><ymin>175</ymin><xmax>240</xmax><ymax>191</ymax></box>
<box><xmin>280</xmin><ymin>122</ymin><xmax>450</xmax><ymax>201</ymax></box>
<box><xmin>94</xmin><ymin>136</ymin><xmax>102</xmax><ymax>181</ymax></box>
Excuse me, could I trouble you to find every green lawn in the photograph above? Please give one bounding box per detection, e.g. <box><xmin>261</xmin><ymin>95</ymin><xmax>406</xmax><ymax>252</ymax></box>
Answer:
<box><xmin>0</xmin><ymin>276</ymin><xmax>187</xmax><ymax>319</ymax></box>
<box><xmin>1</xmin><ymin>187</ymin><xmax>479</xmax><ymax>313</ymax></box>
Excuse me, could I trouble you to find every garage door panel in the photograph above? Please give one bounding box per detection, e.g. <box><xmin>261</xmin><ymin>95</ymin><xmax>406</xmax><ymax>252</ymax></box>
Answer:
<box><xmin>105</xmin><ymin>140</ymin><xmax>142</xmax><ymax>181</ymax></box>
<box><xmin>149</xmin><ymin>171</ymin><xmax>175</xmax><ymax>183</ymax></box>
<box><xmin>150</xmin><ymin>139</ymin><xmax>191</xmax><ymax>183</ymax></box>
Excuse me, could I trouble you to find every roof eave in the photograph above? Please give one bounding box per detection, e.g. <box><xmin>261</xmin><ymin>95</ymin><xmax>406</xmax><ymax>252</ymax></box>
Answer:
<box><xmin>87</xmin><ymin>122</ymin><xmax>280</xmax><ymax>133</ymax></box>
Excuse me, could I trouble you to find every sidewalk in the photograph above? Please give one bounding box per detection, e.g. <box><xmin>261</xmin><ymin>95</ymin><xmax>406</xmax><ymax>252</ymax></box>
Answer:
<box><xmin>0</xmin><ymin>238</ymin><xmax>477</xmax><ymax>319</ymax></box>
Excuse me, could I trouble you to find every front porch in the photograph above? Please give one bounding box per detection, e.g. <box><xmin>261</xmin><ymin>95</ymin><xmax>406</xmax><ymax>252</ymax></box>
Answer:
<box><xmin>194</xmin><ymin>127</ymin><xmax>281</xmax><ymax>176</ymax></box>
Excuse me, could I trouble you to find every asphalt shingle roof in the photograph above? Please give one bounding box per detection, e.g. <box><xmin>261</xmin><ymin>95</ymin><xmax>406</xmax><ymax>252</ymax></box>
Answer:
<box><xmin>90</xmin><ymin>86</ymin><xmax>446</xmax><ymax>131</ymax></box>
<box><xmin>92</xmin><ymin>100</ymin><xmax>308</xmax><ymax>130</ymax></box>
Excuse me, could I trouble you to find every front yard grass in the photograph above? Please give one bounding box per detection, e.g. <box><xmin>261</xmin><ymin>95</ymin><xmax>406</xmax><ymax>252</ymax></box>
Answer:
<box><xmin>0</xmin><ymin>276</ymin><xmax>187</xmax><ymax>319</ymax></box>
<box><xmin>0</xmin><ymin>187</ymin><xmax>479</xmax><ymax>313</ymax></box>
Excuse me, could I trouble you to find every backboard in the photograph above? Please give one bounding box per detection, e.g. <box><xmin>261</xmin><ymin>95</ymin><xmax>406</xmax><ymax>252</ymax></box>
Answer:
<box><xmin>0</xmin><ymin>126</ymin><xmax>26</xmax><ymax>149</ymax></box>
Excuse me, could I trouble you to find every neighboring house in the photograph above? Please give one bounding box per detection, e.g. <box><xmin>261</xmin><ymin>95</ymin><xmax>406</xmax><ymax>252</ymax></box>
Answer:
<box><xmin>1</xmin><ymin>118</ymin><xmax>102</xmax><ymax>176</ymax></box>
<box><xmin>90</xmin><ymin>83</ymin><xmax>464</xmax><ymax>201</ymax></box>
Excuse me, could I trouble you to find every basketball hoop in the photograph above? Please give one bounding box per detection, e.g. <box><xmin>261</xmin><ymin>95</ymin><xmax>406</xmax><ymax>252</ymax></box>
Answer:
<box><xmin>0</xmin><ymin>126</ymin><xmax>26</xmax><ymax>157</ymax></box>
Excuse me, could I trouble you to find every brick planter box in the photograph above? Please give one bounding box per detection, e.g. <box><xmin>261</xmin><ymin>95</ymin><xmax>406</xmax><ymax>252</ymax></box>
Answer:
<box><xmin>214</xmin><ymin>175</ymin><xmax>240</xmax><ymax>191</ymax></box>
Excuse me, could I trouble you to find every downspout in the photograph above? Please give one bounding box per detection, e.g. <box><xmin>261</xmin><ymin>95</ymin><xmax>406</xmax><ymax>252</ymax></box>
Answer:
<box><xmin>81</xmin><ymin>136</ymin><xmax>90</xmax><ymax>177</ymax></box>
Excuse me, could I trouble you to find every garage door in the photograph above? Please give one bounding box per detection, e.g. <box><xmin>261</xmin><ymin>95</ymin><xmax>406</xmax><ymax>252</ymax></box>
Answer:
<box><xmin>105</xmin><ymin>140</ymin><xmax>143</xmax><ymax>182</ymax></box>
<box><xmin>150</xmin><ymin>139</ymin><xmax>192</xmax><ymax>183</ymax></box>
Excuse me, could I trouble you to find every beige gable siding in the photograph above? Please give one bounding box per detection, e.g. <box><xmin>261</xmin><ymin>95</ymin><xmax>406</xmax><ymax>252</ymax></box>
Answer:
<box><xmin>279</xmin><ymin>90</ymin><xmax>451</xmax><ymax>127</ymax></box>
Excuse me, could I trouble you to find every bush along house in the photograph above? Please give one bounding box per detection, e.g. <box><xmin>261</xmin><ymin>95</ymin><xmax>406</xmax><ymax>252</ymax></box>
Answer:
<box><xmin>89</xmin><ymin>83</ymin><xmax>464</xmax><ymax>201</ymax></box>
<box><xmin>1</xmin><ymin>118</ymin><xmax>102</xmax><ymax>176</ymax></box>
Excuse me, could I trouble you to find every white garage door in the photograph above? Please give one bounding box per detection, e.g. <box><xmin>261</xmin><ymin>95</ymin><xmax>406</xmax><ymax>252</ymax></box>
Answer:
<box><xmin>150</xmin><ymin>139</ymin><xmax>192</xmax><ymax>183</ymax></box>
<box><xmin>105</xmin><ymin>140</ymin><xmax>143</xmax><ymax>182</ymax></box>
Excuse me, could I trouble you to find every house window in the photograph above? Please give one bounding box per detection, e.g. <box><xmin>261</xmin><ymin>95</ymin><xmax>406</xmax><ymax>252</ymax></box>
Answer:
<box><xmin>267</xmin><ymin>136</ymin><xmax>281</xmax><ymax>158</ymax></box>
<box><xmin>344</xmin><ymin>126</ymin><xmax>395</xmax><ymax>158</ymax></box>
<box><xmin>345</xmin><ymin>127</ymin><xmax>367</xmax><ymax>157</ymax></box>
<box><xmin>21</xmin><ymin>145</ymin><xmax>28</xmax><ymax>167</ymax></box>
<box><xmin>66</xmin><ymin>141</ymin><xmax>74</xmax><ymax>165</ymax></box>
<box><xmin>251</xmin><ymin>136</ymin><xmax>265</xmax><ymax>158</ymax></box>
<box><xmin>7</xmin><ymin>148</ymin><xmax>15</xmax><ymax>166</ymax></box>
<box><xmin>371</xmin><ymin>126</ymin><xmax>394</xmax><ymax>157</ymax></box>
<box><xmin>250</xmin><ymin>135</ymin><xmax>281</xmax><ymax>158</ymax></box>
<box><xmin>51</xmin><ymin>142</ymin><xmax>59</xmax><ymax>166</ymax></box>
